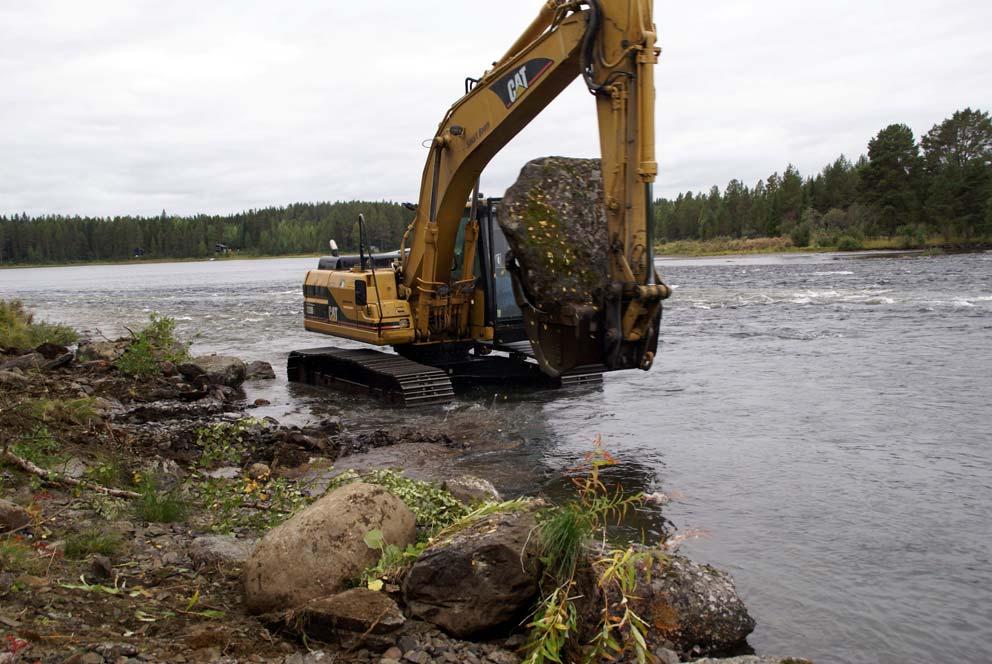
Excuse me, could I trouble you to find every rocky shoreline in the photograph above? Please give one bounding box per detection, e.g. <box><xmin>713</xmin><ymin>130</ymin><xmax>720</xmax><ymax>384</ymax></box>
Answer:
<box><xmin>0</xmin><ymin>336</ymin><xmax>810</xmax><ymax>664</ymax></box>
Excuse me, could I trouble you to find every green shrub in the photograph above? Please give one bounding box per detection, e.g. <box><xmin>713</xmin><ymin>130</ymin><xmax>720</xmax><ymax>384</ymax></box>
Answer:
<box><xmin>64</xmin><ymin>529</ymin><xmax>121</xmax><ymax>559</ymax></box>
<box><xmin>0</xmin><ymin>299</ymin><xmax>77</xmax><ymax>350</ymax></box>
<box><xmin>10</xmin><ymin>426</ymin><xmax>64</xmax><ymax>468</ymax></box>
<box><xmin>836</xmin><ymin>235</ymin><xmax>864</xmax><ymax>251</ymax></box>
<box><xmin>896</xmin><ymin>224</ymin><xmax>928</xmax><ymax>249</ymax></box>
<box><xmin>524</xmin><ymin>443</ymin><xmax>649</xmax><ymax>664</ymax></box>
<box><xmin>790</xmin><ymin>222</ymin><xmax>812</xmax><ymax>248</ymax></box>
<box><xmin>116</xmin><ymin>313</ymin><xmax>189</xmax><ymax>377</ymax></box>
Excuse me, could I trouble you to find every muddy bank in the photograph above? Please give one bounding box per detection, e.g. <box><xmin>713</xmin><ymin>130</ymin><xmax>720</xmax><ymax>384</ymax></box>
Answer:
<box><xmin>0</xmin><ymin>337</ymin><xmax>807</xmax><ymax>664</ymax></box>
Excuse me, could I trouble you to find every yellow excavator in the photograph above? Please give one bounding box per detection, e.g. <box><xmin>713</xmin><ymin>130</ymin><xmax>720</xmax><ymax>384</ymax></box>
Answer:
<box><xmin>289</xmin><ymin>0</ymin><xmax>671</xmax><ymax>405</ymax></box>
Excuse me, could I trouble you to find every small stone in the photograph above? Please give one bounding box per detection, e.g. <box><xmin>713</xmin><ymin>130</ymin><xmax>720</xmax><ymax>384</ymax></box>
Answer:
<box><xmin>189</xmin><ymin>535</ymin><xmax>254</xmax><ymax>568</ymax></box>
<box><xmin>397</xmin><ymin>636</ymin><xmax>418</xmax><ymax>653</ymax></box>
<box><xmin>90</xmin><ymin>554</ymin><xmax>114</xmax><ymax>579</ymax></box>
<box><xmin>247</xmin><ymin>463</ymin><xmax>271</xmax><ymax>481</ymax></box>
<box><xmin>403</xmin><ymin>651</ymin><xmax>428</xmax><ymax>664</ymax></box>
<box><xmin>382</xmin><ymin>647</ymin><xmax>402</xmax><ymax>660</ymax></box>
<box><xmin>206</xmin><ymin>466</ymin><xmax>241</xmax><ymax>479</ymax></box>
<box><xmin>253</xmin><ymin>398</ymin><xmax>271</xmax><ymax>406</ymax></box>
<box><xmin>159</xmin><ymin>360</ymin><xmax>177</xmax><ymax>376</ymax></box>
<box><xmin>80</xmin><ymin>652</ymin><xmax>103</xmax><ymax>664</ymax></box>
<box><xmin>0</xmin><ymin>498</ymin><xmax>31</xmax><ymax>531</ymax></box>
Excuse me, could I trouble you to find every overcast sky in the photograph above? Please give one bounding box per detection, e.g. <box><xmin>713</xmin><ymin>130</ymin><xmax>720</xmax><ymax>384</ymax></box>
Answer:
<box><xmin>1</xmin><ymin>0</ymin><xmax>990</xmax><ymax>217</ymax></box>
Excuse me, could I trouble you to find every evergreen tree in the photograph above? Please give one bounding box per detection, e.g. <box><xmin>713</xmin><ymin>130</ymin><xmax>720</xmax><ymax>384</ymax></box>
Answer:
<box><xmin>860</xmin><ymin>124</ymin><xmax>920</xmax><ymax>235</ymax></box>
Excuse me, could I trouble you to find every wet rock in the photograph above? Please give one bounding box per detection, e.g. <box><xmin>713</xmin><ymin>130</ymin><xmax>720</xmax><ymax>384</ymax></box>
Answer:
<box><xmin>77</xmin><ymin>339</ymin><xmax>129</xmax><ymax>363</ymax></box>
<box><xmin>189</xmin><ymin>535</ymin><xmax>255</xmax><ymax>568</ymax></box>
<box><xmin>0</xmin><ymin>352</ymin><xmax>45</xmax><ymax>371</ymax></box>
<box><xmin>242</xmin><ymin>482</ymin><xmax>416</xmax><ymax>613</ymax></box>
<box><xmin>42</xmin><ymin>351</ymin><xmax>74</xmax><ymax>370</ymax></box>
<box><xmin>297</xmin><ymin>588</ymin><xmax>405</xmax><ymax>650</ymax></box>
<box><xmin>34</xmin><ymin>341</ymin><xmax>69</xmax><ymax>359</ymax></box>
<box><xmin>403</xmin><ymin>507</ymin><xmax>541</xmax><ymax>637</ymax></box>
<box><xmin>0</xmin><ymin>498</ymin><xmax>32</xmax><ymax>531</ymax></box>
<box><xmin>246</xmin><ymin>360</ymin><xmax>276</xmax><ymax>380</ymax></box>
<box><xmin>122</xmin><ymin>397</ymin><xmax>229</xmax><ymax>423</ymax></box>
<box><xmin>500</xmin><ymin>156</ymin><xmax>609</xmax><ymax>310</ymax></box>
<box><xmin>579</xmin><ymin>551</ymin><xmax>755</xmax><ymax>658</ymax></box>
<box><xmin>443</xmin><ymin>475</ymin><xmax>501</xmax><ymax>505</ymax></box>
<box><xmin>178</xmin><ymin>355</ymin><xmax>247</xmax><ymax>388</ymax></box>
<box><xmin>159</xmin><ymin>360</ymin><xmax>178</xmax><ymax>376</ymax></box>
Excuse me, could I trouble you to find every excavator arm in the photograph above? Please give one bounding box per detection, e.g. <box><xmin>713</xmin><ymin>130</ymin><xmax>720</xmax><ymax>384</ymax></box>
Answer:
<box><xmin>399</xmin><ymin>0</ymin><xmax>671</xmax><ymax>375</ymax></box>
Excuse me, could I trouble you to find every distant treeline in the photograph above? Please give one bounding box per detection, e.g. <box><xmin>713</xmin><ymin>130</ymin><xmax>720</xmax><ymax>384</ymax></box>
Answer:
<box><xmin>655</xmin><ymin>108</ymin><xmax>992</xmax><ymax>247</ymax></box>
<box><xmin>3</xmin><ymin>108</ymin><xmax>990</xmax><ymax>264</ymax></box>
<box><xmin>0</xmin><ymin>201</ymin><xmax>414</xmax><ymax>264</ymax></box>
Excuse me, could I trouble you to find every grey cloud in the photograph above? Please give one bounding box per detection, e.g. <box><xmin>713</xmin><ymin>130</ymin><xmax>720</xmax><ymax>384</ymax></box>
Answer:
<box><xmin>1</xmin><ymin>0</ymin><xmax>989</xmax><ymax>216</ymax></box>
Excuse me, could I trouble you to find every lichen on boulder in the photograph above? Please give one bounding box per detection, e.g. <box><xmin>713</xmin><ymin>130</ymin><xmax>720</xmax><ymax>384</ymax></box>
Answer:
<box><xmin>499</xmin><ymin>156</ymin><xmax>610</xmax><ymax>311</ymax></box>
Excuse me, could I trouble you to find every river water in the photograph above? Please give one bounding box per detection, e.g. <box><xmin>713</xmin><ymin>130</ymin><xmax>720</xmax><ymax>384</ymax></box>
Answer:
<box><xmin>2</xmin><ymin>251</ymin><xmax>990</xmax><ymax>664</ymax></box>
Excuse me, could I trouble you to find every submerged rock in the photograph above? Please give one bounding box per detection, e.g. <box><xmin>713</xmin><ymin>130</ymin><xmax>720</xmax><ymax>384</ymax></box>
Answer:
<box><xmin>246</xmin><ymin>360</ymin><xmax>277</xmax><ymax>380</ymax></box>
<box><xmin>403</xmin><ymin>507</ymin><xmax>542</xmax><ymax>637</ymax></box>
<box><xmin>499</xmin><ymin>156</ymin><xmax>609</xmax><ymax>310</ymax></box>
<box><xmin>242</xmin><ymin>482</ymin><xmax>416</xmax><ymax>613</ymax></box>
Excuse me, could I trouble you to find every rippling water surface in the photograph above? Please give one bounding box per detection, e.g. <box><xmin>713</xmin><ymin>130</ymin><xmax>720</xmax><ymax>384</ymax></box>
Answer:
<box><xmin>3</xmin><ymin>251</ymin><xmax>991</xmax><ymax>664</ymax></box>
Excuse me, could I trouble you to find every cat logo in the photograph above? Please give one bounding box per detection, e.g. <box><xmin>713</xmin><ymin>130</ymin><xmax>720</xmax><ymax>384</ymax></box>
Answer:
<box><xmin>490</xmin><ymin>58</ymin><xmax>553</xmax><ymax>108</ymax></box>
<box><xmin>507</xmin><ymin>66</ymin><xmax>530</xmax><ymax>104</ymax></box>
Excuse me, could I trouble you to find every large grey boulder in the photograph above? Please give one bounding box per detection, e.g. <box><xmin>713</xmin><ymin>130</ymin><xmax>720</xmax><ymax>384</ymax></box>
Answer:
<box><xmin>179</xmin><ymin>355</ymin><xmax>247</xmax><ymax>387</ymax></box>
<box><xmin>242</xmin><ymin>482</ymin><xmax>416</xmax><ymax>614</ymax></box>
<box><xmin>499</xmin><ymin>156</ymin><xmax>609</xmax><ymax>311</ymax></box>
<box><xmin>579</xmin><ymin>550</ymin><xmax>756</xmax><ymax>658</ymax></box>
<box><xmin>403</xmin><ymin>508</ymin><xmax>542</xmax><ymax>637</ymax></box>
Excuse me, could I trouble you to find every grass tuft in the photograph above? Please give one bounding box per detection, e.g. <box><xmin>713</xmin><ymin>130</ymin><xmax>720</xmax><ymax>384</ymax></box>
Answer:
<box><xmin>0</xmin><ymin>299</ymin><xmax>78</xmax><ymax>350</ymax></box>
<box><xmin>115</xmin><ymin>312</ymin><xmax>189</xmax><ymax>378</ymax></box>
<box><xmin>64</xmin><ymin>529</ymin><xmax>121</xmax><ymax>559</ymax></box>
<box><xmin>133</xmin><ymin>479</ymin><xmax>188</xmax><ymax>523</ymax></box>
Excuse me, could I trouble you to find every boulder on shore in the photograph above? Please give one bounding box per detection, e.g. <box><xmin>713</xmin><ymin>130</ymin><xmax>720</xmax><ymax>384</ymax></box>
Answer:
<box><xmin>296</xmin><ymin>588</ymin><xmax>406</xmax><ymax>651</ymax></box>
<box><xmin>0</xmin><ymin>352</ymin><xmax>45</xmax><ymax>371</ymax></box>
<box><xmin>578</xmin><ymin>550</ymin><xmax>756</xmax><ymax>658</ymax></box>
<box><xmin>403</xmin><ymin>507</ymin><xmax>542</xmax><ymax>637</ymax></box>
<box><xmin>178</xmin><ymin>355</ymin><xmax>247</xmax><ymax>388</ymax></box>
<box><xmin>242</xmin><ymin>482</ymin><xmax>416</xmax><ymax>614</ymax></box>
<box><xmin>76</xmin><ymin>339</ymin><xmax>129</xmax><ymax>363</ymax></box>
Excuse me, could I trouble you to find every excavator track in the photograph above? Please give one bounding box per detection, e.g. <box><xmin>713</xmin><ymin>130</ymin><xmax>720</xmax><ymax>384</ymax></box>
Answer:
<box><xmin>287</xmin><ymin>347</ymin><xmax>454</xmax><ymax>407</ymax></box>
